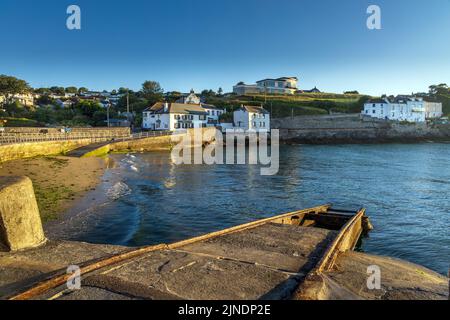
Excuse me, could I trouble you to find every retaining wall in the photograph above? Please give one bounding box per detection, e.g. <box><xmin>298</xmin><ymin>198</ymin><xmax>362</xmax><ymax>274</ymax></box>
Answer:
<box><xmin>272</xmin><ymin>114</ymin><xmax>450</xmax><ymax>143</ymax></box>
<box><xmin>0</xmin><ymin>139</ymin><xmax>93</xmax><ymax>163</ymax></box>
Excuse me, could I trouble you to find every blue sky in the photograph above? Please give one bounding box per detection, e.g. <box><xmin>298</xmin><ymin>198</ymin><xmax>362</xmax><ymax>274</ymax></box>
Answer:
<box><xmin>0</xmin><ymin>0</ymin><xmax>449</xmax><ymax>95</ymax></box>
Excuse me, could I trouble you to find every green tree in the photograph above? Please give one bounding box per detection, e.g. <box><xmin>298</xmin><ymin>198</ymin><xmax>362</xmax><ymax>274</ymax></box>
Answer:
<box><xmin>74</xmin><ymin>100</ymin><xmax>102</xmax><ymax>120</ymax></box>
<box><xmin>0</xmin><ymin>74</ymin><xmax>31</xmax><ymax>104</ymax></box>
<box><xmin>65</xmin><ymin>86</ymin><xmax>78</xmax><ymax>94</ymax></box>
<box><xmin>429</xmin><ymin>84</ymin><xmax>449</xmax><ymax>95</ymax></box>
<box><xmin>49</xmin><ymin>86</ymin><xmax>65</xmax><ymax>95</ymax></box>
<box><xmin>166</xmin><ymin>91</ymin><xmax>182</xmax><ymax>102</ymax></box>
<box><xmin>33</xmin><ymin>106</ymin><xmax>55</xmax><ymax>124</ymax></box>
<box><xmin>141</xmin><ymin>81</ymin><xmax>163</xmax><ymax>103</ymax></box>
<box><xmin>78</xmin><ymin>87</ymin><xmax>89</xmax><ymax>94</ymax></box>
<box><xmin>34</xmin><ymin>87</ymin><xmax>51</xmax><ymax>95</ymax></box>
<box><xmin>118</xmin><ymin>87</ymin><xmax>129</xmax><ymax>95</ymax></box>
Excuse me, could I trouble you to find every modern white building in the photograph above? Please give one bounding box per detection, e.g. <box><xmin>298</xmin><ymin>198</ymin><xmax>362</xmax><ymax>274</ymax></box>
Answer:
<box><xmin>233</xmin><ymin>105</ymin><xmax>270</xmax><ymax>131</ymax></box>
<box><xmin>233</xmin><ymin>77</ymin><xmax>298</xmax><ymax>95</ymax></box>
<box><xmin>142</xmin><ymin>102</ymin><xmax>209</xmax><ymax>131</ymax></box>
<box><xmin>363</xmin><ymin>96</ymin><xmax>443</xmax><ymax>123</ymax></box>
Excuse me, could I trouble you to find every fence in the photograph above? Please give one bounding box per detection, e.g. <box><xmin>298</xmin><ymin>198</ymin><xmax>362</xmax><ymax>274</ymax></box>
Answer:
<box><xmin>0</xmin><ymin>129</ymin><xmax>172</xmax><ymax>145</ymax></box>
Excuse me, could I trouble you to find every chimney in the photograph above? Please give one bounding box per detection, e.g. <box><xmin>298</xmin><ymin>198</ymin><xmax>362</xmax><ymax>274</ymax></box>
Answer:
<box><xmin>164</xmin><ymin>102</ymin><xmax>169</xmax><ymax>113</ymax></box>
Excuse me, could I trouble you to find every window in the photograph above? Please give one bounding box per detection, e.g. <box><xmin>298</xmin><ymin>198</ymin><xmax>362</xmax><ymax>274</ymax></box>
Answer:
<box><xmin>199</xmin><ymin>115</ymin><xmax>206</xmax><ymax>120</ymax></box>
<box><xmin>372</xmin><ymin>110</ymin><xmax>376</xmax><ymax>114</ymax></box>
<box><xmin>175</xmin><ymin>123</ymin><xmax>180</xmax><ymax>129</ymax></box>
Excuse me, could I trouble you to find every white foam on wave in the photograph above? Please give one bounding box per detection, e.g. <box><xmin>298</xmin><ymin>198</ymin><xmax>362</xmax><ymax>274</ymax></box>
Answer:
<box><xmin>106</xmin><ymin>181</ymin><xmax>132</xmax><ymax>200</ymax></box>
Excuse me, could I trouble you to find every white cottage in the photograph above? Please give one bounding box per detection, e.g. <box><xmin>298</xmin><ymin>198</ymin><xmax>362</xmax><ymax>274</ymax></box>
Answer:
<box><xmin>363</xmin><ymin>96</ymin><xmax>443</xmax><ymax>123</ymax></box>
<box><xmin>233</xmin><ymin>105</ymin><xmax>270</xmax><ymax>132</ymax></box>
<box><xmin>201</xmin><ymin>103</ymin><xmax>226</xmax><ymax>126</ymax></box>
<box><xmin>142</xmin><ymin>102</ymin><xmax>208</xmax><ymax>131</ymax></box>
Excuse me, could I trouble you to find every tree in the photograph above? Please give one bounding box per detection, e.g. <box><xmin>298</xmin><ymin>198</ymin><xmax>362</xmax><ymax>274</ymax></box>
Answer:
<box><xmin>78</xmin><ymin>87</ymin><xmax>88</xmax><ymax>94</ymax></box>
<box><xmin>74</xmin><ymin>100</ymin><xmax>102</xmax><ymax>119</ymax></box>
<box><xmin>65</xmin><ymin>86</ymin><xmax>78</xmax><ymax>94</ymax></box>
<box><xmin>49</xmin><ymin>86</ymin><xmax>65</xmax><ymax>95</ymax></box>
<box><xmin>0</xmin><ymin>74</ymin><xmax>31</xmax><ymax>104</ymax></box>
<box><xmin>141</xmin><ymin>81</ymin><xmax>163</xmax><ymax>102</ymax></box>
<box><xmin>218</xmin><ymin>87</ymin><xmax>223</xmax><ymax>96</ymax></box>
<box><xmin>35</xmin><ymin>94</ymin><xmax>55</xmax><ymax>106</ymax></box>
<box><xmin>166</xmin><ymin>91</ymin><xmax>182</xmax><ymax>102</ymax></box>
<box><xmin>429</xmin><ymin>84</ymin><xmax>449</xmax><ymax>96</ymax></box>
<box><xmin>35</xmin><ymin>87</ymin><xmax>51</xmax><ymax>95</ymax></box>
<box><xmin>201</xmin><ymin>89</ymin><xmax>216</xmax><ymax>98</ymax></box>
<box><xmin>33</xmin><ymin>106</ymin><xmax>55</xmax><ymax>124</ymax></box>
<box><xmin>118</xmin><ymin>87</ymin><xmax>129</xmax><ymax>95</ymax></box>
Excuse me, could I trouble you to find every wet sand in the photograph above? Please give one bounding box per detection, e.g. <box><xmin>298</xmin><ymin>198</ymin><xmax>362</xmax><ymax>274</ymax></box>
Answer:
<box><xmin>0</xmin><ymin>156</ymin><xmax>107</xmax><ymax>223</ymax></box>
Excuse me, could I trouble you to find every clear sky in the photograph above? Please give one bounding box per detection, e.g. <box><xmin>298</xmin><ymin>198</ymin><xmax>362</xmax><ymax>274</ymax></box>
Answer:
<box><xmin>0</xmin><ymin>0</ymin><xmax>449</xmax><ymax>95</ymax></box>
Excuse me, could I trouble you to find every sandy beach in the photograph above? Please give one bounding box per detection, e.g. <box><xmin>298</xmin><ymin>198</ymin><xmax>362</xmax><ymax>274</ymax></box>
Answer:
<box><xmin>0</xmin><ymin>156</ymin><xmax>107</xmax><ymax>222</ymax></box>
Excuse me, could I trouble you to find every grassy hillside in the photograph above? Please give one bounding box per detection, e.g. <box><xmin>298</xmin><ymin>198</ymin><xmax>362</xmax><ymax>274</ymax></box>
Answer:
<box><xmin>0</xmin><ymin>117</ymin><xmax>42</xmax><ymax>127</ymax></box>
<box><xmin>205</xmin><ymin>92</ymin><xmax>371</xmax><ymax>118</ymax></box>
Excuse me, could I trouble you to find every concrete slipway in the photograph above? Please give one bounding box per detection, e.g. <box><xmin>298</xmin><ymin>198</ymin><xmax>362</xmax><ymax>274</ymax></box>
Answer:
<box><xmin>0</xmin><ymin>205</ymin><xmax>447</xmax><ymax>300</ymax></box>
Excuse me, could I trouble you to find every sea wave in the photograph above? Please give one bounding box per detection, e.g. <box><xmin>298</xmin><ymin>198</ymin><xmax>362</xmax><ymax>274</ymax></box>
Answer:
<box><xmin>106</xmin><ymin>181</ymin><xmax>132</xmax><ymax>200</ymax></box>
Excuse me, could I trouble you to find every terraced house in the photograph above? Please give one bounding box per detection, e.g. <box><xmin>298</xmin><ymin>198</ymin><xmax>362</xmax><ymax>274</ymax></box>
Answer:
<box><xmin>363</xmin><ymin>95</ymin><xmax>443</xmax><ymax>123</ymax></box>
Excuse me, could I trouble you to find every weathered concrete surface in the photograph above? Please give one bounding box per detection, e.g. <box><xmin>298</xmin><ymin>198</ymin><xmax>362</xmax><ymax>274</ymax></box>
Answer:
<box><xmin>0</xmin><ymin>139</ymin><xmax>94</xmax><ymax>163</ymax></box>
<box><xmin>66</xmin><ymin>142</ymin><xmax>112</xmax><ymax>157</ymax></box>
<box><xmin>0</xmin><ymin>216</ymin><xmax>446</xmax><ymax>300</ymax></box>
<box><xmin>0</xmin><ymin>176</ymin><xmax>46</xmax><ymax>252</ymax></box>
<box><xmin>0</xmin><ymin>240</ymin><xmax>127</xmax><ymax>298</ymax></box>
<box><xmin>272</xmin><ymin>114</ymin><xmax>450</xmax><ymax>144</ymax></box>
<box><xmin>296</xmin><ymin>251</ymin><xmax>448</xmax><ymax>300</ymax></box>
<box><xmin>182</xmin><ymin>223</ymin><xmax>337</xmax><ymax>273</ymax></box>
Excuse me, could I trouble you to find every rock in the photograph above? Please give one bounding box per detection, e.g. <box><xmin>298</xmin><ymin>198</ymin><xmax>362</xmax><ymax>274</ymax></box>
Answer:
<box><xmin>0</xmin><ymin>176</ymin><xmax>46</xmax><ymax>251</ymax></box>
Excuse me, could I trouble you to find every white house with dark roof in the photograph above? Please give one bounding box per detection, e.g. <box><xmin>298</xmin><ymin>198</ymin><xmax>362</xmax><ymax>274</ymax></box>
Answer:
<box><xmin>363</xmin><ymin>95</ymin><xmax>443</xmax><ymax>123</ymax></box>
<box><xmin>233</xmin><ymin>77</ymin><xmax>298</xmax><ymax>95</ymax></box>
<box><xmin>142</xmin><ymin>102</ymin><xmax>209</xmax><ymax>131</ymax></box>
<box><xmin>233</xmin><ymin>105</ymin><xmax>270</xmax><ymax>131</ymax></box>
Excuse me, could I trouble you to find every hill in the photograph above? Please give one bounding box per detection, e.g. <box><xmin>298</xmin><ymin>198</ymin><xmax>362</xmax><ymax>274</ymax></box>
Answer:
<box><xmin>204</xmin><ymin>92</ymin><xmax>371</xmax><ymax>119</ymax></box>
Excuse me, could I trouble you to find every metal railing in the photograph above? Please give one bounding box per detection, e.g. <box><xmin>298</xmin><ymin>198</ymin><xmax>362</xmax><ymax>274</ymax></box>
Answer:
<box><xmin>0</xmin><ymin>130</ymin><xmax>173</xmax><ymax>146</ymax></box>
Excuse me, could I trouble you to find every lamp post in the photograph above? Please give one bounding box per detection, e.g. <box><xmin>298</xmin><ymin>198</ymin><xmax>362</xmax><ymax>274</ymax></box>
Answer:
<box><xmin>107</xmin><ymin>104</ymin><xmax>110</xmax><ymax>127</ymax></box>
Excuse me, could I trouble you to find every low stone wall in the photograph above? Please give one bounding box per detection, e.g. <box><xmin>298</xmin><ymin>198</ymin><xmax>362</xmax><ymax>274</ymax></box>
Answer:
<box><xmin>0</xmin><ymin>139</ymin><xmax>93</xmax><ymax>163</ymax></box>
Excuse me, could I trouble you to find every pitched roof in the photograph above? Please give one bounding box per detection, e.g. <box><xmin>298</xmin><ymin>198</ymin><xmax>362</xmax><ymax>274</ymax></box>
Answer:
<box><xmin>366</xmin><ymin>98</ymin><xmax>387</xmax><ymax>104</ymax></box>
<box><xmin>144</xmin><ymin>102</ymin><xmax>208</xmax><ymax>115</ymax></box>
<box><xmin>239</xmin><ymin>105</ymin><xmax>269</xmax><ymax>114</ymax></box>
<box><xmin>201</xmin><ymin>103</ymin><xmax>223</xmax><ymax>110</ymax></box>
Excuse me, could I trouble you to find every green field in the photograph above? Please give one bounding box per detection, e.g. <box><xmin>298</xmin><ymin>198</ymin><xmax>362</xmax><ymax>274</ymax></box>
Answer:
<box><xmin>0</xmin><ymin>117</ymin><xmax>42</xmax><ymax>127</ymax></box>
<box><xmin>205</xmin><ymin>92</ymin><xmax>371</xmax><ymax>118</ymax></box>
